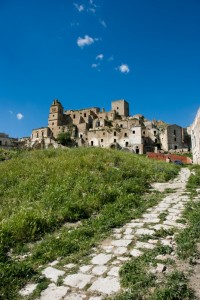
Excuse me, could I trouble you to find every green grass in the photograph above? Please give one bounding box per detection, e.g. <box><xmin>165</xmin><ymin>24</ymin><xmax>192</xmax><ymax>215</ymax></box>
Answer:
<box><xmin>176</xmin><ymin>165</ymin><xmax>200</xmax><ymax>259</ymax></box>
<box><xmin>0</xmin><ymin>148</ymin><xmax>179</xmax><ymax>299</ymax></box>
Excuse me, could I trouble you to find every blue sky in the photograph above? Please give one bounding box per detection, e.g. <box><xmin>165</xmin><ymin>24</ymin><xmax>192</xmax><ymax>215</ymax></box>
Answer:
<box><xmin>0</xmin><ymin>0</ymin><xmax>200</xmax><ymax>138</ymax></box>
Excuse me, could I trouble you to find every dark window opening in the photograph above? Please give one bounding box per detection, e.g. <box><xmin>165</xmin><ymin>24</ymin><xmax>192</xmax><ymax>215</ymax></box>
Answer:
<box><xmin>52</xmin><ymin>122</ymin><xmax>54</xmax><ymax>125</ymax></box>
<box><xmin>101</xmin><ymin>139</ymin><xmax>103</xmax><ymax>142</ymax></box>
<box><xmin>133</xmin><ymin>130</ymin><xmax>135</xmax><ymax>134</ymax></box>
<box><xmin>124</xmin><ymin>133</ymin><xmax>127</xmax><ymax>137</ymax></box>
<box><xmin>73</xmin><ymin>114</ymin><xmax>76</xmax><ymax>119</ymax></box>
<box><xmin>103</xmin><ymin>132</ymin><xmax>105</xmax><ymax>135</ymax></box>
<box><xmin>125</xmin><ymin>142</ymin><xmax>129</xmax><ymax>147</ymax></box>
<box><xmin>174</xmin><ymin>130</ymin><xmax>176</xmax><ymax>135</ymax></box>
<box><xmin>136</xmin><ymin>148</ymin><xmax>139</xmax><ymax>154</ymax></box>
<box><xmin>143</xmin><ymin>131</ymin><xmax>145</xmax><ymax>134</ymax></box>
<box><xmin>174</xmin><ymin>137</ymin><xmax>176</xmax><ymax>142</ymax></box>
<box><xmin>42</xmin><ymin>132</ymin><xmax>44</xmax><ymax>137</ymax></box>
<box><xmin>91</xmin><ymin>141</ymin><xmax>94</xmax><ymax>146</ymax></box>
<box><xmin>80</xmin><ymin>134</ymin><xmax>83</xmax><ymax>138</ymax></box>
<box><xmin>0</xmin><ymin>141</ymin><xmax>2</xmax><ymax>145</ymax></box>
<box><xmin>155</xmin><ymin>138</ymin><xmax>157</xmax><ymax>143</ymax></box>
<box><xmin>154</xmin><ymin>131</ymin><xmax>156</xmax><ymax>136</ymax></box>
<box><xmin>117</xmin><ymin>107</ymin><xmax>119</xmax><ymax>109</ymax></box>
<box><xmin>174</xmin><ymin>145</ymin><xmax>177</xmax><ymax>150</ymax></box>
<box><xmin>36</xmin><ymin>133</ymin><xmax>39</xmax><ymax>138</ymax></box>
<box><xmin>114</xmin><ymin>139</ymin><xmax>116</xmax><ymax>143</ymax></box>
<box><xmin>114</xmin><ymin>131</ymin><xmax>116</xmax><ymax>136</ymax></box>
<box><xmin>120</xmin><ymin>124</ymin><xmax>123</xmax><ymax>128</ymax></box>
<box><xmin>84</xmin><ymin>113</ymin><xmax>86</xmax><ymax>117</ymax></box>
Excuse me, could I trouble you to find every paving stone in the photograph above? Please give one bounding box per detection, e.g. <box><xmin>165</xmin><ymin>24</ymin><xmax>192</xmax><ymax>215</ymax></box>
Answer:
<box><xmin>113</xmin><ymin>228</ymin><xmax>123</xmax><ymax>233</ymax></box>
<box><xmin>111</xmin><ymin>260</ymin><xmax>121</xmax><ymax>265</ymax></box>
<box><xmin>155</xmin><ymin>254</ymin><xmax>174</xmax><ymax>261</ymax></box>
<box><xmin>101</xmin><ymin>245</ymin><xmax>114</xmax><ymax>251</ymax></box>
<box><xmin>111</xmin><ymin>239</ymin><xmax>132</xmax><ymax>247</ymax></box>
<box><xmin>79</xmin><ymin>265</ymin><xmax>93</xmax><ymax>273</ymax></box>
<box><xmin>39</xmin><ymin>283</ymin><xmax>69</xmax><ymax>300</ymax></box>
<box><xmin>113</xmin><ymin>247</ymin><xmax>127</xmax><ymax>255</ymax></box>
<box><xmin>19</xmin><ymin>283</ymin><xmax>38</xmax><ymax>296</ymax></box>
<box><xmin>64</xmin><ymin>292</ymin><xmax>87</xmax><ymax>300</ymax></box>
<box><xmin>89</xmin><ymin>297</ymin><xmax>102</xmax><ymax>300</ymax></box>
<box><xmin>64</xmin><ymin>263</ymin><xmax>76</xmax><ymax>269</ymax></box>
<box><xmin>143</xmin><ymin>213</ymin><xmax>159</xmax><ymax>218</ymax></box>
<box><xmin>156</xmin><ymin>263</ymin><xmax>166</xmax><ymax>273</ymax></box>
<box><xmin>49</xmin><ymin>260</ymin><xmax>59</xmax><ymax>266</ymax></box>
<box><xmin>63</xmin><ymin>273</ymin><xmax>93</xmax><ymax>289</ymax></box>
<box><xmin>91</xmin><ymin>253</ymin><xmax>112</xmax><ymax>265</ymax></box>
<box><xmin>143</xmin><ymin>218</ymin><xmax>160</xmax><ymax>224</ymax></box>
<box><xmin>107</xmin><ymin>266</ymin><xmax>120</xmax><ymax>277</ymax></box>
<box><xmin>123</xmin><ymin>234</ymin><xmax>134</xmax><ymax>240</ymax></box>
<box><xmin>117</xmin><ymin>256</ymin><xmax>129</xmax><ymax>261</ymax></box>
<box><xmin>135</xmin><ymin>228</ymin><xmax>155</xmax><ymax>236</ymax></box>
<box><xmin>124</xmin><ymin>228</ymin><xmax>133</xmax><ymax>235</ymax></box>
<box><xmin>89</xmin><ymin>276</ymin><xmax>120</xmax><ymax>294</ymax></box>
<box><xmin>113</xmin><ymin>233</ymin><xmax>122</xmax><ymax>239</ymax></box>
<box><xmin>130</xmin><ymin>249</ymin><xmax>143</xmax><ymax>257</ymax></box>
<box><xmin>161</xmin><ymin>239</ymin><xmax>172</xmax><ymax>247</ymax></box>
<box><xmin>148</xmin><ymin>239</ymin><xmax>158</xmax><ymax>244</ymax></box>
<box><xmin>128</xmin><ymin>222</ymin><xmax>144</xmax><ymax>228</ymax></box>
<box><xmin>163</xmin><ymin>220</ymin><xmax>186</xmax><ymax>228</ymax></box>
<box><xmin>92</xmin><ymin>266</ymin><xmax>107</xmax><ymax>275</ymax></box>
<box><xmin>135</xmin><ymin>241</ymin><xmax>156</xmax><ymax>250</ymax></box>
<box><xmin>152</xmin><ymin>224</ymin><xmax>172</xmax><ymax>231</ymax></box>
<box><xmin>42</xmin><ymin>267</ymin><xmax>65</xmax><ymax>282</ymax></box>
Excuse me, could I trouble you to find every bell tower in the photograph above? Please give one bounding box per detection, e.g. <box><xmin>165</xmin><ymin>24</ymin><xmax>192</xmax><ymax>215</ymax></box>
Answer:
<box><xmin>48</xmin><ymin>99</ymin><xmax>64</xmax><ymax>130</ymax></box>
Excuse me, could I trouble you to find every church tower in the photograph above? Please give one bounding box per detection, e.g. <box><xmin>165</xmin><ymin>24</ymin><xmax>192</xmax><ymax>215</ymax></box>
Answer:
<box><xmin>48</xmin><ymin>99</ymin><xmax>65</xmax><ymax>136</ymax></box>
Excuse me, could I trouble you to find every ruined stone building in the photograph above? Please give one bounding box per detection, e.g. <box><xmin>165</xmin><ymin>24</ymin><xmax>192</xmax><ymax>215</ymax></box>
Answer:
<box><xmin>191</xmin><ymin>108</ymin><xmax>200</xmax><ymax>164</ymax></box>
<box><xmin>0</xmin><ymin>133</ymin><xmax>18</xmax><ymax>149</ymax></box>
<box><xmin>31</xmin><ymin>99</ymin><xmax>190</xmax><ymax>153</ymax></box>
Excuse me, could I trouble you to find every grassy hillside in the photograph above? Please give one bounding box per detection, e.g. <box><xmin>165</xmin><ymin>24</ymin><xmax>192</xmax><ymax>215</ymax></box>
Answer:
<box><xmin>0</xmin><ymin>148</ymin><xmax>179</xmax><ymax>299</ymax></box>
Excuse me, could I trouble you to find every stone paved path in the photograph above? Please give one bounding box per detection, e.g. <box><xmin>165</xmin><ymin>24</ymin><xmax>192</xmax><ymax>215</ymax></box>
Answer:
<box><xmin>19</xmin><ymin>168</ymin><xmax>191</xmax><ymax>299</ymax></box>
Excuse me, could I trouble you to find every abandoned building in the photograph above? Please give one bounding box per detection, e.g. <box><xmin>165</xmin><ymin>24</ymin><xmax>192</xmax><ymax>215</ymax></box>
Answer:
<box><xmin>0</xmin><ymin>133</ymin><xmax>18</xmax><ymax>149</ymax></box>
<box><xmin>30</xmin><ymin>99</ymin><xmax>191</xmax><ymax>153</ymax></box>
<box><xmin>191</xmin><ymin>108</ymin><xmax>200</xmax><ymax>164</ymax></box>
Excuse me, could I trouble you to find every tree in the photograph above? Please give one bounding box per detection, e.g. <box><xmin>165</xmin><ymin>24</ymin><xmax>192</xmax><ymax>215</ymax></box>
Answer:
<box><xmin>56</xmin><ymin>132</ymin><xmax>71</xmax><ymax>146</ymax></box>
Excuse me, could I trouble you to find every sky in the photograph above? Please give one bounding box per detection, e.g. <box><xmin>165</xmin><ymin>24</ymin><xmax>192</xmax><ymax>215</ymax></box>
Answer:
<box><xmin>0</xmin><ymin>0</ymin><xmax>200</xmax><ymax>138</ymax></box>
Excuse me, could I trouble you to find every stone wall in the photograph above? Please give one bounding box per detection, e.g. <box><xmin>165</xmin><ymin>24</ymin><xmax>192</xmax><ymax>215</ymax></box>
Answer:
<box><xmin>191</xmin><ymin>108</ymin><xmax>200</xmax><ymax>164</ymax></box>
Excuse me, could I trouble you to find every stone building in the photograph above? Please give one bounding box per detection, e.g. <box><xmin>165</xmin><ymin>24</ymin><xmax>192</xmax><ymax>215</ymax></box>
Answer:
<box><xmin>191</xmin><ymin>108</ymin><xmax>200</xmax><ymax>164</ymax></box>
<box><xmin>0</xmin><ymin>133</ymin><xmax>18</xmax><ymax>149</ymax></box>
<box><xmin>31</xmin><ymin>99</ymin><xmax>190</xmax><ymax>153</ymax></box>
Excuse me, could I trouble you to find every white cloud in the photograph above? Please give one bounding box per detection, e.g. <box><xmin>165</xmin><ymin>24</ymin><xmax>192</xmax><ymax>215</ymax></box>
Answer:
<box><xmin>96</xmin><ymin>54</ymin><xmax>104</xmax><ymax>60</ymax></box>
<box><xmin>118</xmin><ymin>64</ymin><xmax>130</xmax><ymax>74</ymax></box>
<box><xmin>77</xmin><ymin>35</ymin><xmax>95</xmax><ymax>47</ymax></box>
<box><xmin>16</xmin><ymin>113</ymin><xmax>24</xmax><ymax>120</ymax></box>
<box><xmin>100</xmin><ymin>20</ymin><xmax>107</xmax><ymax>28</ymax></box>
<box><xmin>73</xmin><ymin>3</ymin><xmax>84</xmax><ymax>12</ymax></box>
<box><xmin>91</xmin><ymin>63</ymin><xmax>99</xmax><ymax>68</ymax></box>
<box><xmin>88</xmin><ymin>7</ymin><xmax>96</xmax><ymax>13</ymax></box>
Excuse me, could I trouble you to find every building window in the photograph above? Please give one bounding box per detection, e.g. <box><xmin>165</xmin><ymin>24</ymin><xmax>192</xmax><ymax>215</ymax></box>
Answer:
<box><xmin>103</xmin><ymin>132</ymin><xmax>105</xmax><ymax>135</ymax></box>
<box><xmin>80</xmin><ymin>134</ymin><xmax>83</xmax><ymax>138</ymax></box>
<box><xmin>52</xmin><ymin>122</ymin><xmax>54</xmax><ymax>125</ymax></box>
<box><xmin>124</xmin><ymin>133</ymin><xmax>127</xmax><ymax>137</ymax></box>
<box><xmin>154</xmin><ymin>131</ymin><xmax>156</xmax><ymax>136</ymax></box>
<box><xmin>174</xmin><ymin>137</ymin><xmax>176</xmax><ymax>141</ymax></box>
<box><xmin>84</xmin><ymin>113</ymin><xmax>86</xmax><ymax>117</ymax></box>
<box><xmin>53</xmin><ymin>114</ymin><xmax>54</xmax><ymax>117</ymax></box>
<box><xmin>114</xmin><ymin>131</ymin><xmax>116</xmax><ymax>136</ymax></box>
<box><xmin>114</xmin><ymin>139</ymin><xmax>116</xmax><ymax>143</ymax></box>
<box><xmin>120</xmin><ymin>124</ymin><xmax>123</xmax><ymax>128</ymax></box>
<box><xmin>117</xmin><ymin>107</ymin><xmax>119</xmax><ymax>109</ymax></box>
<box><xmin>143</xmin><ymin>131</ymin><xmax>145</xmax><ymax>134</ymax></box>
<box><xmin>155</xmin><ymin>138</ymin><xmax>157</xmax><ymax>143</ymax></box>
<box><xmin>73</xmin><ymin>114</ymin><xmax>76</xmax><ymax>119</ymax></box>
<box><xmin>174</xmin><ymin>130</ymin><xmax>176</xmax><ymax>135</ymax></box>
<box><xmin>36</xmin><ymin>132</ymin><xmax>39</xmax><ymax>138</ymax></box>
<box><xmin>0</xmin><ymin>141</ymin><xmax>2</xmax><ymax>145</ymax></box>
<box><xmin>101</xmin><ymin>139</ymin><xmax>103</xmax><ymax>142</ymax></box>
<box><xmin>42</xmin><ymin>132</ymin><xmax>44</xmax><ymax>137</ymax></box>
<box><xmin>133</xmin><ymin>130</ymin><xmax>135</xmax><ymax>134</ymax></box>
<box><xmin>174</xmin><ymin>145</ymin><xmax>177</xmax><ymax>150</ymax></box>
<box><xmin>125</xmin><ymin>142</ymin><xmax>129</xmax><ymax>147</ymax></box>
<box><xmin>91</xmin><ymin>141</ymin><xmax>94</xmax><ymax>146</ymax></box>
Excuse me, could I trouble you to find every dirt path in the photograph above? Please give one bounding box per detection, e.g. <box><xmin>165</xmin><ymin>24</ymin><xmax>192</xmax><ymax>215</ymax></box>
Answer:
<box><xmin>20</xmin><ymin>168</ymin><xmax>194</xmax><ymax>299</ymax></box>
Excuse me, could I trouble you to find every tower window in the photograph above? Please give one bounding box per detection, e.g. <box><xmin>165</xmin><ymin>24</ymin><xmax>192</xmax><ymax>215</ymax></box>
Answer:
<box><xmin>133</xmin><ymin>130</ymin><xmax>135</xmax><ymax>134</ymax></box>
<box><xmin>114</xmin><ymin>139</ymin><xmax>116</xmax><ymax>143</ymax></box>
<box><xmin>174</xmin><ymin>130</ymin><xmax>176</xmax><ymax>135</ymax></box>
<box><xmin>174</xmin><ymin>137</ymin><xmax>176</xmax><ymax>141</ymax></box>
<box><xmin>114</xmin><ymin>131</ymin><xmax>116</xmax><ymax>136</ymax></box>
<box><xmin>101</xmin><ymin>139</ymin><xmax>103</xmax><ymax>142</ymax></box>
<box><xmin>73</xmin><ymin>114</ymin><xmax>76</xmax><ymax>119</ymax></box>
<box><xmin>124</xmin><ymin>133</ymin><xmax>127</xmax><ymax>137</ymax></box>
<box><xmin>84</xmin><ymin>113</ymin><xmax>86</xmax><ymax>117</ymax></box>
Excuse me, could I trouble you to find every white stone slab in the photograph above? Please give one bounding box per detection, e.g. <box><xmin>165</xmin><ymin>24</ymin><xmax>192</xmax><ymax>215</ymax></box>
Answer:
<box><xmin>111</xmin><ymin>239</ymin><xmax>132</xmax><ymax>247</ymax></box>
<box><xmin>91</xmin><ymin>253</ymin><xmax>112</xmax><ymax>265</ymax></box>
<box><xmin>42</xmin><ymin>267</ymin><xmax>65</xmax><ymax>282</ymax></box>
<box><xmin>135</xmin><ymin>228</ymin><xmax>155</xmax><ymax>236</ymax></box>
<box><xmin>152</xmin><ymin>224</ymin><xmax>172</xmax><ymax>230</ymax></box>
<box><xmin>107</xmin><ymin>266</ymin><xmax>120</xmax><ymax>277</ymax></box>
<box><xmin>64</xmin><ymin>292</ymin><xmax>87</xmax><ymax>300</ymax></box>
<box><xmin>124</xmin><ymin>228</ymin><xmax>133</xmax><ymax>235</ymax></box>
<box><xmin>123</xmin><ymin>234</ymin><xmax>134</xmax><ymax>240</ymax></box>
<box><xmin>128</xmin><ymin>222</ymin><xmax>144</xmax><ymax>228</ymax></box>
<box><xmin>130</xmin><ymin>249</ymin><xmax>143</xmax><ymax>257</ymax></box>
<box><xmin>19</xmin><ymin>283</ymin><xmax>38</xmax><ymax>296</ymax></box>
<box><xmin>64</xmin><ymin>263</ymin><xmax>76</xmax><ymax>269</ymax></box>
<box><xmin>92</xmin><ymin>266</ymin><xmax>107</xmax><ymax>275</ymax></box>
<box><xmin>39</xmin><ymin>283</ymin><xmax>69</xmax><ymax>300</ymax></box>
<box><xmin>135</xmin><ymin>241</ymin><xmax>155</xmax><ymax>250</ymax></box>
<box><xmin>64</xmin><ymin>273</ymin><xmax>93</xmax><ymax>289</ymax></box>
<box><xmin>113</xmin><ymin>247</ymin><xmax>127</xmax><ymax>255</ymax></box>
<box><xmin>89</xmin><ymin>276</ymin><xmax>120</xmax><ymax>294</ymax></box>
<box><xmin>143</xmin><ymin>218</ymin><xmax>160</xmax><ymax>224</ymax></box>
<box><xmin>79</xmin><ymin>265</ymin><xmax>93</xmax><ymax>273</ymax></box>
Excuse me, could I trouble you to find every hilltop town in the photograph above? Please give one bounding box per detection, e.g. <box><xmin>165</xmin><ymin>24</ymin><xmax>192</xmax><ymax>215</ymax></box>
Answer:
<box><xmin>1</xmin><ymin>98</ymin><xmax>200</xmax><ymax>164</ymax></box>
